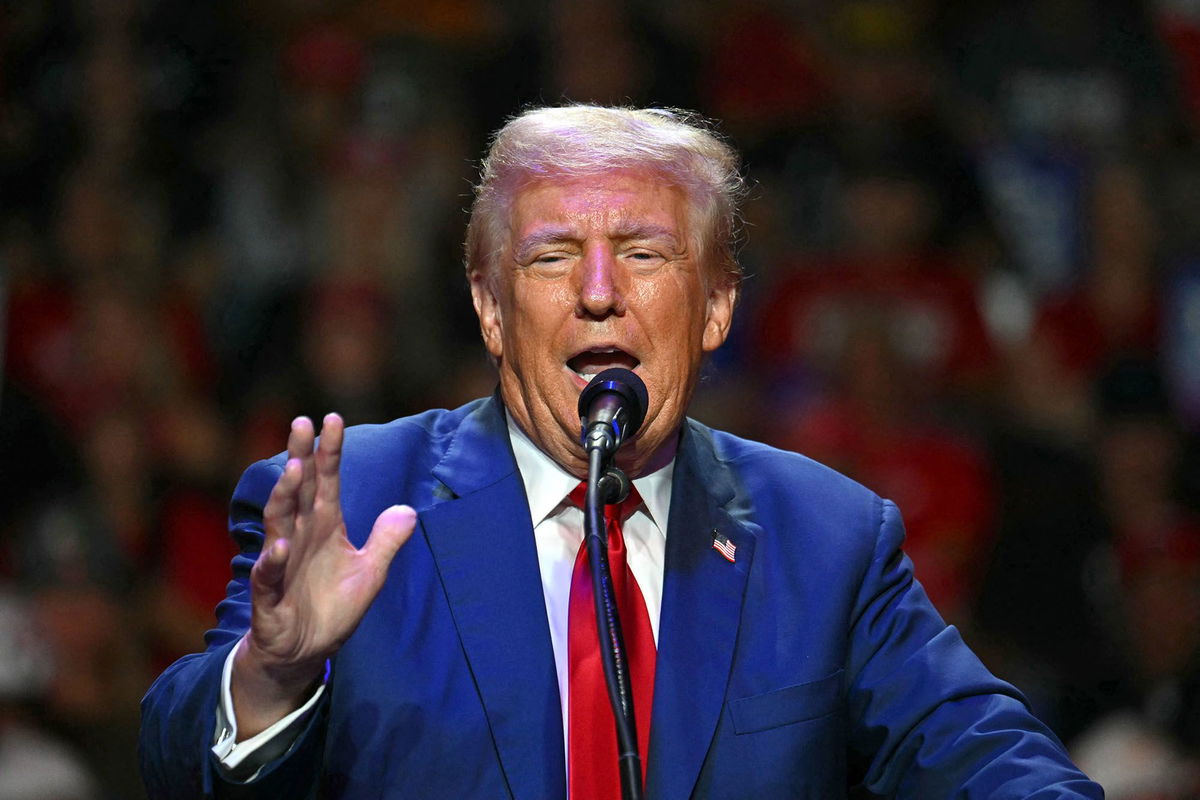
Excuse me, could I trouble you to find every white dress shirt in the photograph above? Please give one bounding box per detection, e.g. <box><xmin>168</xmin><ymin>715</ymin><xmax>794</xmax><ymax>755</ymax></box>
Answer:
<box><xmin>507</xmin><ymin>414</ymin><xmax>672</xmax><ymax>761</ymax></box>
<box><xmin>212</xmin><ymin>413</ymin><xmax>673</xmax><ymax>780</ymax></box>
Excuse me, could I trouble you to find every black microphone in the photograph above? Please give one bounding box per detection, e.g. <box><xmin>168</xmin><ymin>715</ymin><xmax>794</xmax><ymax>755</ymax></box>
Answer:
<box><xmin>577</xmin><ymin>368</ymin><xmax>649</xmax><ymax>458</ymax></box>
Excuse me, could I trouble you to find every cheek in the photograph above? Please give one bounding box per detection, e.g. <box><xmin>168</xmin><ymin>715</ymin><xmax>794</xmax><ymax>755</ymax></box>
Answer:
<box><xmin>635</xmin><ymin>272</ymin><xmax>702</xmax><ymax>319</ymax></box>
<box><xmin>503</xmin><ymin>282</ymin><xmax>574</xmax><ymax>358</ymax></box>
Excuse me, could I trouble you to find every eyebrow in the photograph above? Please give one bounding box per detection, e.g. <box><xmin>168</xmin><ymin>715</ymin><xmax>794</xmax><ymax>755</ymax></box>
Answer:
<box><xmin>612</xmin><ymin>222</ymin><xmax>683</xmax><ymax>250</ymax></box>
<box><xmin>513</xmin><ymin>226</ymin><xmax>576</xmax><ymax>262</ymax></box>
<box><xmin>513</xmin><ymin>223</ymin><xmax>684</xmax><ymax>262</ymax></box>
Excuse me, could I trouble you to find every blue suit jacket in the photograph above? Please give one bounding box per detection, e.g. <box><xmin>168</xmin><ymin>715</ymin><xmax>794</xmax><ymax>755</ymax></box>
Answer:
<box><xmin>140</xmin><ymin>396</ymin><xmax>1102</xmax><ymax>798</ymax></box>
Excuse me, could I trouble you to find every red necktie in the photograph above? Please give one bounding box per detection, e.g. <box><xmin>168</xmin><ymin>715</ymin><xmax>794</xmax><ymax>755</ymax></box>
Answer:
<box><xmin>567</xmin><ymin>482</ymin><xmax>656</xmax><ymax>800</ymax></box>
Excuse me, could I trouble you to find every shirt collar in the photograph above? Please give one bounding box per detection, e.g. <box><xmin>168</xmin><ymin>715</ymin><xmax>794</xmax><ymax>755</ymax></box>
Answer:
<box><xmin>505</xmin><ymin>411</ymin><xmax>674</xmax><ymax>531</ymax></box>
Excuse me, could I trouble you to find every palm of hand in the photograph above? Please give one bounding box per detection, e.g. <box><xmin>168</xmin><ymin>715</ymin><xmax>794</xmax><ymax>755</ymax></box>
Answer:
<box><xmin>245</xmin><ymin>414</ymin><xmax>415</xmax><ymax>685</ymax></box>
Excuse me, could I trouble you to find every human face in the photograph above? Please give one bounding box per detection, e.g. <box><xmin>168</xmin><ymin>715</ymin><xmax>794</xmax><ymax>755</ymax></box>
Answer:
<box><xmin>471</xmin><ymin>169</ymin><xmax>736</xmax><ymax>478</ymax></box>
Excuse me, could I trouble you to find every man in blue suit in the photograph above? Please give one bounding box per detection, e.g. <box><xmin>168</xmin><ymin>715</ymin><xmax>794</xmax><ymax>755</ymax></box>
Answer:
<box><xmin>139</xmin><ymin>106</ymin><xmax>1102</xmax><ymax>798</ymax></box>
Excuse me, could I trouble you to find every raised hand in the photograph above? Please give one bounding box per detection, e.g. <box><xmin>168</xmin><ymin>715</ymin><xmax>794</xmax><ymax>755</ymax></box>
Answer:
<box><xmin>231</xmin><ymin>413</ymin><xmax>416</xmax><ymax>739</ymax></box>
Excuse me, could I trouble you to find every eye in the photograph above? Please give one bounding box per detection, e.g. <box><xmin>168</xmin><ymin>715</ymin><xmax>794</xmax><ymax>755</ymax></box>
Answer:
<box><xmin>520</xmin><ymin>250</ymin><xmax>576</xmax><ymax>278</ymax></box>
<box><xmin>622</xmin><ymin>247</ymin><xmax>668</xmax><ymax>270</ymax></box>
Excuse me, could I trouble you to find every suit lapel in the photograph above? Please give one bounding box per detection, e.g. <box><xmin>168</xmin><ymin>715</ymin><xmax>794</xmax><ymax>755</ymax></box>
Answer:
<box><xmin>421</xmin><ymin>397</ymin><xmax>566</xmax><ymax>800</ymax></box>
<box><xmin>647</xmin><ymin>422</ymin><xmax>757</xmax><ymax>800</ymax></box>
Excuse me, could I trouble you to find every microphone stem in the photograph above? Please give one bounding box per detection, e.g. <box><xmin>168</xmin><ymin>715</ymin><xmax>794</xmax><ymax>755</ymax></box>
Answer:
<box><xmin>585</xmin><ymin>444</ymin><xmax>644</xmax><ymax>800</ymax></box>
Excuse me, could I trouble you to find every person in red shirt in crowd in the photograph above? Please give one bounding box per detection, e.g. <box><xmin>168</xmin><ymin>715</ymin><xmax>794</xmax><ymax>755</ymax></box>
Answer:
<box><xmin>1022</xmin><ymin>163</ymin><xmax>1161</xmax><ymax>436</ymax></box>
<box><xmin>754</xmin><ymin>160</ymin><xmax>998</xmax><ymax>402</ymax></box>
<box><xmin>1034</xmin><ymin>163</ymin><xmax>1160</xmax><ymax>369</ymax></box>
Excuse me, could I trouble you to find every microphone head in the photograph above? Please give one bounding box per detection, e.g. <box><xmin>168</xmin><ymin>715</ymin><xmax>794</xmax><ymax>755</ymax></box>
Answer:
<box><xmin>578</xmin><ymin>367</ymin><xmax>649</xmax><ymax>441</ymax></box>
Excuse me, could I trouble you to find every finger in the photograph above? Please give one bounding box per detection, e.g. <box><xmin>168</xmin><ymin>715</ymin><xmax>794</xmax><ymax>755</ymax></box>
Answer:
<box><xmin>363</xmin><ymin>505</ymin><xmax>417</xmax><ymax>574</ymax></box>
<box><xmin>262</xmin><ymin>458</ymin><xmax>303</xmax><ymax>542</ymax></box>
<box><xmin>286</xmin><ymin>416</ymin><xmax>315</xmax><ymax>462</ymax></box>
<box><xmin>251</xmin><ymin>537</ymin><xmax>290</xmax><ymax>609</ymax></box>
<box><xmin>314</xmin><ymin>413</ymin><xmax>344</xmax><ymax>509</ymax></box>
<box><xmin>288</xmin><ymin>417</ymin><xmax>317</xmax><ymax>513</ymax></box>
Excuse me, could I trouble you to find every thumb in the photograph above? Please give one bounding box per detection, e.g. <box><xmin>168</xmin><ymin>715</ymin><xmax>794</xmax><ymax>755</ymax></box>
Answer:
<box><xmin>364</xmin><ymin>505</ymin><xmax>417</xmax><ymax>572</ymax></box>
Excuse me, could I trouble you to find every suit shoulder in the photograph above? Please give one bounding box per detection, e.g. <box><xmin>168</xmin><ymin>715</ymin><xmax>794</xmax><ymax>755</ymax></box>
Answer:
<box><xmin>340</xmin><ymin>399</ymin><xmax>486</xmax><ymax>453</ymax></box>
<box><xmin>233</xmin><ymin>398</ymin><xmax>493</xmax><ymax>497</ymax></box>
<box><xmin>686</xmin><ymin>421</ymin><xmax>901</xmax><ymax>593</ymax></box>
<box><xmin>695</xmin><ymin>420</ymin><xmax>878</xmax><ymax>505</ymax></box>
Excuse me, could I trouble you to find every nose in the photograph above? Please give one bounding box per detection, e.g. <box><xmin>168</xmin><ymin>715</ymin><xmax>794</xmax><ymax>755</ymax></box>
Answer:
<box><xmin>576</xmin><ymin>245</ymin><xmax>625</xmax><ymax>318</ymax></box>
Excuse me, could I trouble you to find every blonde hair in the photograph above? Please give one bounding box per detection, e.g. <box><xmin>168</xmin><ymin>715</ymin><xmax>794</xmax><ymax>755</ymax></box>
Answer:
<box><xmin>465</xmin><ymin>105</ymin><xmax>744</xmax><ymax>287</ymax></box>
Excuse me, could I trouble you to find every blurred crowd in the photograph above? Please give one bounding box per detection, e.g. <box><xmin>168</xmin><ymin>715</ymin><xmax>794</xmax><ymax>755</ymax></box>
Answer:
<box><xmin>2</xmin><ymin>0</ymin><xmax>1200</xmax><ymax>797</ymax></box>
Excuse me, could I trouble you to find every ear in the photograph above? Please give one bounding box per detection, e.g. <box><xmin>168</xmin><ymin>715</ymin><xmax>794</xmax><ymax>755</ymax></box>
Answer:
<box><xmin>470</xmin><ymin>271</ymin><xmax>504</xmax><ymax>360</ymax></box>
<box><xmin>701</xmin><ymin>278</ymin><xmax>737</xmax><ymax>353</ymax></box>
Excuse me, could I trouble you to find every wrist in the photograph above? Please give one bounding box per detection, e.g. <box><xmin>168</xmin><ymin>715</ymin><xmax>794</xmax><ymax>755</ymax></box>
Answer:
<box><xmin>238</xmin><ymin>635</ymin><xmax>325</xmax><ymax>691</ymax></box>
<box><xmin>230</xmin><ymin>637</ymin><xmax>324</xmax><ymax>740</ymax></box>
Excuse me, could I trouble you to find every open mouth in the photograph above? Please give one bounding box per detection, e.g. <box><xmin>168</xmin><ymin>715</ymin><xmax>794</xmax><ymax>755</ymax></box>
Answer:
<box><xmin>566</xmin><ymin>347</ymin><xmax>640</xmax><ymax>382</ymax></box>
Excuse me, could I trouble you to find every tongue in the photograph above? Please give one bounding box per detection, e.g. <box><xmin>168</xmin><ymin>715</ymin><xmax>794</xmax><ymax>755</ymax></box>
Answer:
<box><xmin>568</xmin><ymin>351</ymin><xmax>638</xmax><ymax>376</ymax></box>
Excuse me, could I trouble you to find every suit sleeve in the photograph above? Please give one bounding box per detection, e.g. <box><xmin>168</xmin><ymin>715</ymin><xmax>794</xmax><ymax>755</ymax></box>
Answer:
<box><xmin>139</xmin><ymin>457</ymin><xmax>330</xmax><ymax>799</ymax></box>
<box><xmin>845</xmin><ymin>498</ymin><xmax>1103</xmax><ymax>798</ymax></box>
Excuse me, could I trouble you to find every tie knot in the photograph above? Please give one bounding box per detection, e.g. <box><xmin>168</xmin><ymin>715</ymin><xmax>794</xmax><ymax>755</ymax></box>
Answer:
<box><xmin>568</xmin><ymin>481</ymin><xmax>643</xmax><ymax>525</ymax></box>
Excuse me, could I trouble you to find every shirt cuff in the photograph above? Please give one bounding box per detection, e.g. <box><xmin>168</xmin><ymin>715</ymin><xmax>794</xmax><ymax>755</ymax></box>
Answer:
<box><xmin>210</xmin><ymin>638</ymin><xmax>328</xmax><ymax>782</ymax></box>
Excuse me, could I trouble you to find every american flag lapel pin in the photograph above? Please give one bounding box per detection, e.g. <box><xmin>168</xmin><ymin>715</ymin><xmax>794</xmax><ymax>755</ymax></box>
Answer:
<box><xmin>711</xmin><ymin>530</ymin><xmax>736</xmax><ymax>563</ymax></box>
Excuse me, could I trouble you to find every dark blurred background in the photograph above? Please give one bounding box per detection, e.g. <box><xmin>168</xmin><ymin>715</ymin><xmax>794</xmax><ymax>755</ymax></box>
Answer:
<box><xmin>2</xmin><ymin>0</ymin><xmax>1200</xmax><ymax>797</ymax></box>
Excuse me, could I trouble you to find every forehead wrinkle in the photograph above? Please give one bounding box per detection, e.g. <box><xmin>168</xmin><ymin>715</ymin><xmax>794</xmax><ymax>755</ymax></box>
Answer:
<box><xmin>510</xmin><ymin>176</ymin><xmax>694</xmax><ymax>265</ymax></box>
